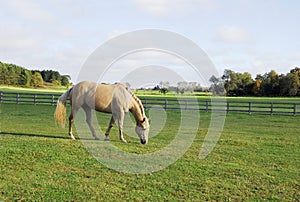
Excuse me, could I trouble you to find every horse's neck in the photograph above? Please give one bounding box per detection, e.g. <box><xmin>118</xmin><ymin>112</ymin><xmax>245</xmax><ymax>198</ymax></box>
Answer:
<box><xmin>130</xmin><ymin>100</ymin><xmax>144</xmax><ymax>123</ymax></box>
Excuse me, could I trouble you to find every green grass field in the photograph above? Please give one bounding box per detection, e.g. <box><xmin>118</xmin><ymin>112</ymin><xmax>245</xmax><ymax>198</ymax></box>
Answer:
<box><xmin>0</xmin><ymin>103</ymin><xmax>299</xmax><ymax>201</ymax></box>
<box><xmin>0</xmin><ymin>85</ymin><xmax>68</xmax><ymax>94</ymax></box>
<box><xmin>2</xmin><ymin>85</ymin><xmax>300</xmax><ymax>102</ymax></box>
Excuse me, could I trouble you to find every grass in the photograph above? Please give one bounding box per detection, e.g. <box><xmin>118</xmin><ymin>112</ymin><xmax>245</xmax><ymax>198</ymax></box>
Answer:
<box><xmin>0</xmin><ymin>103</ymin><xmax>299</xmax><ymax>201</ymax></box>
<box><xmin>0</xmin><ymin>85</ymin><xmax>68</xmax><ymax>94</ymax></box>
<box><xmin>135</xmin><ymin>89</ymin><xmax>300</xmax><ymax>102</ymax></box>
<box><xmin>2</xmin><ymin>85</ymin><xmax>300</xmax><ymax>102</ymax></box>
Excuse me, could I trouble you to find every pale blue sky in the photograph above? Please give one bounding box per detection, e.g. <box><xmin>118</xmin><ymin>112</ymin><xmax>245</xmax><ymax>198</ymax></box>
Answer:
<box><xmin>0</xmin><ymin>0</ymin><xmax>299</xmax><ymax>85</ymax></box>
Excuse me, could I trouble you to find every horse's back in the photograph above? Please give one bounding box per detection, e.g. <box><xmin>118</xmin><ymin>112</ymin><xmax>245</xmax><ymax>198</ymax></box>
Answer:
<box><xmin>97</xmin><ymin>83</ymin><xmax>132</xmax><ymax>113</ymax></box>
<box><xmin>69</xmin><ymin>81</ymin><xmax>96</xmax><ymax>107</ymax></box>
<box><xmin>71</xmin><ymin>81</ymin><xmax>131</xmax><ymax>113</ymax></box>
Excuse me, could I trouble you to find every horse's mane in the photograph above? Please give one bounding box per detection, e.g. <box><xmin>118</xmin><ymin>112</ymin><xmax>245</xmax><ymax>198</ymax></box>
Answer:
<box><xmin>124</xmin><ymin>86</ymin><xmax>144</xmax><ymax>117</ymax></box>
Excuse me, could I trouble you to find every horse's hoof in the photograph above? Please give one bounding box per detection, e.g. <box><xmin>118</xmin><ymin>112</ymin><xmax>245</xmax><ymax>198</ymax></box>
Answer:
<box><xmin>94</xmin><ymin>137</ymin><xmax>100</xmax><ymax>140</ymax></box>
<box><xmin>121</xmin><ymin>139</ymin><xmax>127</xmax><ymax>143</ymax></box>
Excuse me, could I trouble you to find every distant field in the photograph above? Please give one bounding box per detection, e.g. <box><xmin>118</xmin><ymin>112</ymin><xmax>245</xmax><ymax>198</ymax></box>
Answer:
<box><xmin>0</xmin><ymin>85</ymin><xmax>68</xmax><ymax>94</ymax></box>
<box><xmin>136</xmin><ymin>90</ymin><xmax>300</xmax><ymax>102</ymax></box>
<box><xmin>0</xmin><ymin>103</ymin><xmax>299</xmax><ymax>201</ymax></box>
<box><xmin>1</xmin><ymin>86</ymin><xmax>300</xmax><ymax>102</ymax></box>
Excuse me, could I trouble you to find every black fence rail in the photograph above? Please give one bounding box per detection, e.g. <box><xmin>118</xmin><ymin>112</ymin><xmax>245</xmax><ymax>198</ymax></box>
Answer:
<box><xmin>0</xmin><ymin>91</ymin><xmax>61</xmax><ymax>105</ymax></box>
<box><xmin>1</xmin><ymin>91</ymin><xmax>300</xmax><ymax>115</ymax></box>
<box><xmin>140</xmin><ymin>97</ymin><xmax>300</xmax><ymax>115</ymax></box>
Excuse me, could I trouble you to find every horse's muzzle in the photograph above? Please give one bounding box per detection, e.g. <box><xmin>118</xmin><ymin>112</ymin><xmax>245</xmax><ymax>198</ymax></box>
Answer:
<box><xmin>141</xmin><ymin>139</ymin><xmax>147</xmax><ymax>144</ymax></box>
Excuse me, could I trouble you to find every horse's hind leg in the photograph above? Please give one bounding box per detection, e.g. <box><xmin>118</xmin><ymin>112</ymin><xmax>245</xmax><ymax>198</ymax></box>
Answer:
<box><xmin>83</xmin><ymin>106</ymin><xmax>99</xmax><ymax>140</ymax></box>
<box><xmin>68</xmin><ymin>108</ymin><xmax>77</xmax><ymax>140</ymax></box>
<box><xmin>105</xmin><ymin>116</ymin><xmax>115</xmax><ymax>141</ymax></box>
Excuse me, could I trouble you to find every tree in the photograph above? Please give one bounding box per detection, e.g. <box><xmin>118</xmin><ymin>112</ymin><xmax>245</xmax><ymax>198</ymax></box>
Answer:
<box><xmin>222</xmin><ymin>69</ymin><xmax>233</xmax><ymax>94</ymax></box>
<box><xmin>279</xmin><ymin>73</ymin><xmax>298</xmax><ymax>96</ymax></box>
<box><xmin>221</xmin><ymin>70</ymin><xmax>254</xmax><ymax>96</ymax></box>
<box><xmin>188</xmin><ymin>82</ymin><xmax>197</xmax><ymax>93</ymax></box>
<box><xmin>177</xmin><ymin>81</ymin><xmax>188</xmax><ymax>94</ymax></box>
<box><xmin>253</xmin><ymin>79</ymin><xmax>262</xmax><ymax>96</ymax></box>
<box><xmin>241</xmin><ymin>72</ymin><xmax>254</xmax><ymax>96</ymax></box>
<box><xmin>41</xmin><ymin>70</ymin><xmax>52</xmax><ymax>82</ymax></box>
<box><xmin>290</xmin><ymin>67</ymin><xmax>300</xmax><ymax>95</ymax></box>
<box><xmin>159</xmin><ymin>88</ymin><xmax>169</xmax><ymax>94</ymax></box>
<box><xmin>30</xmin><ymin>72</ymin><xmax>44</xmax><ymax>87</ymax></box>
<box><xmin>50</xmin><ymin>71</ymin><xmax>61</xmax><ymax>82</ymax></box>
<box><xmin>40</xmin><ymin>70</ymin><xmax>70</xmax><ymax>86</ymax></box>
<box><xmin>209</xmin><ymin>75</ymin><xmax>224</xmax><ymax>95</ymax></box>
<box><xmin>61</xmin><ymin>75</ymin><xmax>70</xmax><ymax>86</ymax></box>
<box><xmin>159</xmin><ymin>81</ymin><xmax>169</xmax><ymax>94</ymax></box>
<box><xmin>153</xmin><ymin>85</ymin><xmax>160</xmax><ymax>91</ymax></box>
<box><xmin>260</xmin><ymin>70</ymin><xmax>280</xmax><ymax>96</ymax></box>
<box><xmin>0</xmin><ymin>62</ymin><xmax>8</xmax><ymax>84</ymax></box>
<box><xmin>52</xmin><ymin>80</ymin><xmax>61</xmax><ymax>86</ymax></box>
<box><xmin>6</xmin><ymin>64</ymin><xmax>19</xmax><ymax>85</ymax></box>
<box><xmin>0</xmin><ymin>62</ymin><xmax>71</xmax><ymax>87</ymax></box>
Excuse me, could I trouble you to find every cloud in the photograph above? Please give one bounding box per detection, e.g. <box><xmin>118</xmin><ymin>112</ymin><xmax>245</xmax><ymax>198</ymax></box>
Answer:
<box><xmin>131</xmin><ymin>0</ymin><xmax>216</xmax><ymax>16</ymax></box>
<box><xmin>105</xmin><ymin>30</ymin><xmax>129</xmax><ymax>41</ymax></box>
<box><xmin>288</xmin><ymin>52</ymin><xmax>300</xmax><ymax>63</ymax></box>
<box><xmin>97</xmin><ymin>50</ymin><xmax>206</xmax><ymax>87</ymax></box>
<box><xmin>217</xmin><ymin>26</ymin><xmax>250</xmax><ymax>43</ymax></box>
<box><xmin>249</xmin><ymin>51</ymin><xmax>299</xmax><ymax>76</ymax></box>
<box><xmin>0</xmin><ymin>23</ymin><xmax>45</xmax><ymax>64</ymax></box>
<box><xmin>1</xmin><ymin>0</ymin><xmax>52</xmax><ymax>22</ymax></box>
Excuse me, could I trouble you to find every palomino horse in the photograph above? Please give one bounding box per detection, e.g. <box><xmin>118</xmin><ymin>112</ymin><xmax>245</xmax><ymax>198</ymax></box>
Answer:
<box><xmin>54</xmin><ymin>81</ymin><xmax>150</xmax><ymax>144</ymax></box>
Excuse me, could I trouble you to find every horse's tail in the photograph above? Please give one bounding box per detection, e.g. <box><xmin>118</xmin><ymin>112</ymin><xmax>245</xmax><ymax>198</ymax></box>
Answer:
<box><xmin>54</xmin><ymin>88</ymin><xmax>72</xmax><ymax>127</ymax></box>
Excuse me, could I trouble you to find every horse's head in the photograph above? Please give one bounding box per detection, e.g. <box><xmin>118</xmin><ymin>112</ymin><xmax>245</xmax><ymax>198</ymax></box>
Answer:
<box><xmin>135</xmin><ymin>116</ymin><xmax>150</xmax><ymax>144</ymax></box>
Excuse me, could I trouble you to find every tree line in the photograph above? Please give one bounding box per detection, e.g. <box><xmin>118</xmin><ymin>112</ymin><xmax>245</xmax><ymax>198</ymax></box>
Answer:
<box><xmin>210</xmin><ymin>67</ymin><xmax>300</xmax><ymax>96</ymax></box>
<box><xmin>0</xmin><ymin>61</ymin><xmax>71</xmax><ymax>87</ymax></box>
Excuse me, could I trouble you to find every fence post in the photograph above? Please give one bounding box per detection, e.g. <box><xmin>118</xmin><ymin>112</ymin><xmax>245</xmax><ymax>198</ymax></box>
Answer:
<box><xmin>248</xmin><ymin>102</ymin><xmax>252</xmax><ymax>114</ymax></box>
<box><xmin>227</xmin><ymin>102</ymin><xmax>230</xmax><ymax>113</ymax></box>
<box><xmin>270</xmin><ymin>102</ymin><xmax>273</xmax><ymax>115</ymax></box>
<box><xmin>145</xmin><ymin>98</ymin><xmax>148</xmax><ymax>110</ymax></box>
<box><xmin>294</xmin><ymin>103</ymin><xmax>296</xmax><ymax>115</ymax></box>
<box><xmin>16</xmin><ymin>93</ymin><xmax>20</xmax><ymax>104</ymax></box>
<box><xmin>0</xmin><ymin>92</ymin><xmax>3</xmax><ymax>103</ymax></box>
<box><xmin>34</xmin><ymin>94</ymin><xmax>37</xmax><ymax>105</ymax></box>
<box><xmin>185</xmin><ymin>100</ymin><xmax>188</xmax><ymax>110</ymax></box>
<box><xmin>51</xmin><ymin>95</ymin><xmax>55</xmax><ymax>105</ymax></box>
<box><xmin>205</xmin><ymin>101</ymin><xmax>208</xmax><ymax>112</ymax></box>
<box><xmin>164</xmin><ymin>99</ymin><xmax>167</xmax><ymax>110</ymax></box>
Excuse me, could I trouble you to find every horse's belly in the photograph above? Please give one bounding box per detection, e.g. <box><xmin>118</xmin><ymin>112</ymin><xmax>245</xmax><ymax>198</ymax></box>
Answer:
<box><xmin>95</xmin><ymin>105</ymin><xmax>112</xmax><ymax>113</ymax></box>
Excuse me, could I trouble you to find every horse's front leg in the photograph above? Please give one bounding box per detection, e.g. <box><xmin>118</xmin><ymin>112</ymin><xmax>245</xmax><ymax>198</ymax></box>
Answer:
<box><xmin>117</xmin><ymin>111</ymin><xmax>127</xmax><ymax>143</ymax></box>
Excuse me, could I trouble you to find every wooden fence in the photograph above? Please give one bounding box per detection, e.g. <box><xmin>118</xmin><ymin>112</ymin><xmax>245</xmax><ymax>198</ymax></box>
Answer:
<box><xmin>139</xmin><ymin>97</ymin><xmax>300</xmax><ymax>115</ymax></box>
<box><xmin>0</xmin><ymin>92</ymin><xmax>61</xmax><ymax>105</ymax></box>
<box><xmin>1</xmin><ymin>91</ymin><xmax>300</xmax><ymax>115</ymax></box>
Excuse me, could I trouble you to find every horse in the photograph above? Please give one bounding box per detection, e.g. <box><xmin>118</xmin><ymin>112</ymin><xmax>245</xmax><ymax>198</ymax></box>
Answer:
<box><xmin>54</xmin><ymin>81</ymin><xmax>150</xmax><ymax>144</ymax></box>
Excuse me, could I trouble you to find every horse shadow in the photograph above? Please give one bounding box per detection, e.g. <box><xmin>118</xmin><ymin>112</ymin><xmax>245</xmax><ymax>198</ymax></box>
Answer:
<box><xmin>0</xmin><ymin>131</ymin><xmax>70</xmax><ymax>139</ymax></box>
<box><xmin>0</xmin><ymin>131</ymin><xmax>104</xmax><ymax>141</ymax></box>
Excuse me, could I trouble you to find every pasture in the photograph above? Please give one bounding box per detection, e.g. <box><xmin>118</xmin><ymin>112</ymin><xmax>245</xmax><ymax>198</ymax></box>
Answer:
<box><xmin>0</xmin><ymin>103</ymin><xmax>299</xmax><ymax>201</ymax></box>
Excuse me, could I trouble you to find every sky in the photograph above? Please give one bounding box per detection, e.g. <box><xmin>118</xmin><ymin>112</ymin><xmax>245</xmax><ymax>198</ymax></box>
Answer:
<box><xmin>0</xmin><ymin>0</ymin><xmax>299</xmax><ymax>87</ymax></box>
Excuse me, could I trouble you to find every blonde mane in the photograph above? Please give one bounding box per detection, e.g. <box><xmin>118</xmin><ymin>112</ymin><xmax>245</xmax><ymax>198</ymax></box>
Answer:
<box><xmin>124</xmin><ymin>86</ymin><xmax>145</xmax><ymax>117</ymax></box>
